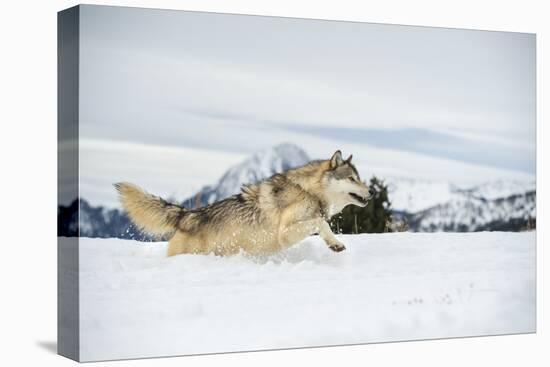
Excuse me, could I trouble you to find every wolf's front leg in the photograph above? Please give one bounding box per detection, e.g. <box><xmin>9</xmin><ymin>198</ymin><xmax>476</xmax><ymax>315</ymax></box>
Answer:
<box><xmin>279</xmin><ymin>218</ymin><xmax>346</xmax><ymax>252</ymax></box>
<box><xmin>278</xmin><ymin>218</ymin><xmax>321</xmax><ymax>248</ymax></box>
<box><xmin>317</xmin><ymin>220</ymin><xmax>346</xmax><ymax>252</ymax></box>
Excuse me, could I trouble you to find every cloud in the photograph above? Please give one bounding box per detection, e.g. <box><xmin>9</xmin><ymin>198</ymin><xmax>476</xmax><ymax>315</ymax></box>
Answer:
<box><xmin>78</xmin><ymin>5</ymin><xmax>536</xmax><ymax>178</ymax></box>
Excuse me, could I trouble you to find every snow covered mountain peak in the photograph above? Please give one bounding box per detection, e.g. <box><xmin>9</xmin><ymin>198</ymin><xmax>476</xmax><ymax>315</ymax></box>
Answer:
<box><xmin>186</xmin><ymin>143</ymin><xmax>310</xmax><ymax>207</ymax></box>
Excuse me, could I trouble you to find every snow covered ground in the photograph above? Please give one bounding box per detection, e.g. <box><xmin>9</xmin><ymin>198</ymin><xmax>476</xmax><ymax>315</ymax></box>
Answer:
<box><xmin>75</xmin><ymin>231</ymin><xmax>536</xmax><ymax>361</ymax></box>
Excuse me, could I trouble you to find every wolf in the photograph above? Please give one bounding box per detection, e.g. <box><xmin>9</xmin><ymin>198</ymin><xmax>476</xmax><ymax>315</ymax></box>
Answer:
<box><xmin>115</xmin><ymin>150</ymin><xmax>373</xmax><ymax>256</ymax></box>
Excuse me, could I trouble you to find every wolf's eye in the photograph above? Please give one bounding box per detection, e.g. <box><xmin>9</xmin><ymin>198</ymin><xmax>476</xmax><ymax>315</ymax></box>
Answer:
<box><xmin>348</xmin><ymin>176</ymin><xmax>355</xmax><ymax>182</ymax></box>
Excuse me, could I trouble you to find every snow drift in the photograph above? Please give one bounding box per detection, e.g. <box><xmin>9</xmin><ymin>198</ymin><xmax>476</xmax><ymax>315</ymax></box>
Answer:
<box><xmin>72</xmin><ymin>231</ymin><xmax>536</xmax><ymax>361</ymax></box>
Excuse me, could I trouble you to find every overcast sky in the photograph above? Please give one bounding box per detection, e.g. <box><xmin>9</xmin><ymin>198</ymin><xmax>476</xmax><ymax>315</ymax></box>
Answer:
<box><xmin>79</xmin><ymin>5</ymin><xmax>535</xmax><ymax>177</ymax></box>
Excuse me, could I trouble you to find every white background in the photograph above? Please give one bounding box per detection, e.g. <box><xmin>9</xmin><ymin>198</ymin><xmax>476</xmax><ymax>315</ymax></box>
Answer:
<box><xmin>0</xmin><ymin>0</ymin><xmax>546</xmax><ymax>366</ymax></box>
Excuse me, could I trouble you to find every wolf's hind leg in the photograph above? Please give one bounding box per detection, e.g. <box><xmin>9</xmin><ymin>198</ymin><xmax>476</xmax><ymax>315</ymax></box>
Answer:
<box><xmin>167</xmin><ymin>231</ymin><xmax>191</xmax><ymax>256</ymax></box>
<box><xmin>167</xmin><ymin>231</ymin><xmax>211</xmax><ymax>256</ymax></box>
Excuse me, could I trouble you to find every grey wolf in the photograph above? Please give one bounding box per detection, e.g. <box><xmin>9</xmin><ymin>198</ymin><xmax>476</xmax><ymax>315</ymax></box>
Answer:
<box><xmin>115</xmin><ymin>150</ymin><xmax>372</xmax><ymax>256</ymax></box>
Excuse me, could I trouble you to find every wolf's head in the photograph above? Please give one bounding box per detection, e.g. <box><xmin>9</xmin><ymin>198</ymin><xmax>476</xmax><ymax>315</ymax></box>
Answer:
<box><xmin>321</xmin><ymin>150</ymin><xmax>373</xmax><ymax>211</ymax></box>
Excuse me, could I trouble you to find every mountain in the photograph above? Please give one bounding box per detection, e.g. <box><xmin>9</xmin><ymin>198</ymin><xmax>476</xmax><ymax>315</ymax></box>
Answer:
<box><xmin>405</xmin><ymin>190</ymin><xmax>536</xmax><ymax>232</ymax></box>
<box><xmin>182</xmin><ymin>143</ymin><xmax>310</xmax><ymax>208</ymax></box>
<box><xmin>58</xmin><ymin>198</ymin><xmax>154</xmax><ymax>241</ymax></box>
<box><xmin>389</xmin><ymin>179</ymin><xmax>536</xmax><ymax>232</ymax></box>
<box><xmin>387</xmin><ymin>178</ymin><xmax>536</xmax><ymax>214</ymax></box>
<box><xmin>58</xmin><ymin>143</ymin><xmax>535</xmax><ymax>238</ymax></box>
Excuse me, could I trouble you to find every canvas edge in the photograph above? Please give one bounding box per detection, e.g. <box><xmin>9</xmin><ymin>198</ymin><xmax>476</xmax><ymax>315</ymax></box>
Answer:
<box><xmin>57</xmin><ymin>4</ymin><xmax>80</xmax><ymax>362</ymax></box>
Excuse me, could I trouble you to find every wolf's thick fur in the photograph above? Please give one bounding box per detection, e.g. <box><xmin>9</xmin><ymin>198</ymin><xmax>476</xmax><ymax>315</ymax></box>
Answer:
<box><xmin>116</xmin><ymin>151</ymin><xmax>371</xmax><ymax>256</ymax></box>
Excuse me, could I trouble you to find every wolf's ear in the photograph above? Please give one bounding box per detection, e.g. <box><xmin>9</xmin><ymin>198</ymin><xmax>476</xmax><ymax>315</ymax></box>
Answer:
<box><xmin>330</xmin><ymin>150</ymin><xmax>344</xmax><ymax>169</ymax></box>
<box><xmin>345</xmin><ymin>154</ymin><xmax>353</xmax><ymax>163</ymax></box>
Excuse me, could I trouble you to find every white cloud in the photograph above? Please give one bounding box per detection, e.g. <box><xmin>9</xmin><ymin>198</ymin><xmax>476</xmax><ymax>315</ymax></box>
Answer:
<box><xmin>79</xmin><ymin>5</ymin><xmax>536</xmax><ymax>180</ymax></box>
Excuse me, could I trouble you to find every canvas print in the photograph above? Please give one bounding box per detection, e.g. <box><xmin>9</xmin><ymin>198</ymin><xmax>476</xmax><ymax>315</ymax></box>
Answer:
<box><xmin>58</xmin><ymin>5</ymin><xmax>536</xmax><ymax>362</ymax></box>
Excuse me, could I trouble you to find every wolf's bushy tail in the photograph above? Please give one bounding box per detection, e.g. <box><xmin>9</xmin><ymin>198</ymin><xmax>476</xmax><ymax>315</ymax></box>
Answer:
<box><xmin>114</xmin><ymin>182</ymin><xmax>185</xmax><ymax>236</ymax></box>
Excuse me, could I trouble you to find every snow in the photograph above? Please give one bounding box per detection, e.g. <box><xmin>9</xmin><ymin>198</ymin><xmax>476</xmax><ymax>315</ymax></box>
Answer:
<box><xmin>73</xmin><ymin>231</ymin><xmax>535</xmax><ymax>361</ymax></box>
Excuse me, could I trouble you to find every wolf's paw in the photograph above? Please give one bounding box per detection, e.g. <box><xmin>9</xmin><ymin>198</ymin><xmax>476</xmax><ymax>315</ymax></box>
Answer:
<box><xmin>328</xmin><ymin>242</ymin><xmax>346</xmax><ymax>252</ymax></box>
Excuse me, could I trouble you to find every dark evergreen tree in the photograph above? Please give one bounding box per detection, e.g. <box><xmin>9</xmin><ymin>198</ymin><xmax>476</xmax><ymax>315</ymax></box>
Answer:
<box><xmin>329</xmin><ymin>176</ymin><xmax>393</xmax><ymax>234</ymax></box>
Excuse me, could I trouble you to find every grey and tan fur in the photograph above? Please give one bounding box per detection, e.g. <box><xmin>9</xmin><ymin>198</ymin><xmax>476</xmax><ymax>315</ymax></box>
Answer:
<box><xmin>115</xmin><ymin>150</ymin><xmax>373</xmax><ymax>256</ymax></box>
